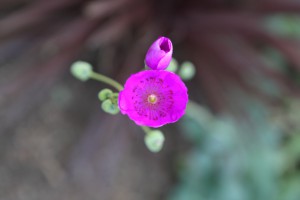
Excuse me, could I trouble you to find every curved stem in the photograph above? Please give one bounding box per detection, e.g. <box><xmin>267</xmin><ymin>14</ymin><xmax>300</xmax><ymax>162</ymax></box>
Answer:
<box><xmin>90</xmin><ymin>71</ymin><xmax>124</xmax><ymax>91</ymax></box>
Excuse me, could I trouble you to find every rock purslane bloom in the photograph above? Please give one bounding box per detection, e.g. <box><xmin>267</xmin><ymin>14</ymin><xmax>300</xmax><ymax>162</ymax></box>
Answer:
<box><xmin>118</xmin><ymin>70</ymin><xmax>188</xmax><ymax>127</ymax></box>
<box><xmin>71</xmin><ymin>36</ymin><xmax>188</xmax><ymax>151</ymax></box>
<box><xmin>145</xmin><ymin>36</ymin><xmax>173</xmax><ymax>70</ymax></box>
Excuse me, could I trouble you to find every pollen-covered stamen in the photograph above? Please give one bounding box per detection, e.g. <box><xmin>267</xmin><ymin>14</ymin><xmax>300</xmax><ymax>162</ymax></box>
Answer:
<box><xmin>148</xmin><ymin>94</ymin><xmax>158</xmax><ymax>104</ymax></box>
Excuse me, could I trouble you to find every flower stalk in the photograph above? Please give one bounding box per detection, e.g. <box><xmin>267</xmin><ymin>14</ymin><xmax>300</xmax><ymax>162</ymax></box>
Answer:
<box><xmin>90</xmin><ymin>71</ymin><xmax>124</xmax><ymax>91</ymax></box>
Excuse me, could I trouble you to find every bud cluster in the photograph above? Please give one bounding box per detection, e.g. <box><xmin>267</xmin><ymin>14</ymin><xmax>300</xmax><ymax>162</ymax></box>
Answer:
<box><xmin>98</xmin><ymin>89</ymin><xmax>120</xmax><ymax>115</ymax></box>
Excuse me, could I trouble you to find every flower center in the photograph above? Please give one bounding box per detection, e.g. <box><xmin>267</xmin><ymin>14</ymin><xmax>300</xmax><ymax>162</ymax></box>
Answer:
<box><xmin>147</xmin><ymin>94</ymin><xmax>158</xmax><ymax>104</ymax></box>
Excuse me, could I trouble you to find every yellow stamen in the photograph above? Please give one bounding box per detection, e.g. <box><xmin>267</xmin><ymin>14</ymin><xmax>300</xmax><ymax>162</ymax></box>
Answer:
<box><xmin>148</xmin><ymin>94</ymin><xmax>158</xmax><ymax>104</ymax></box>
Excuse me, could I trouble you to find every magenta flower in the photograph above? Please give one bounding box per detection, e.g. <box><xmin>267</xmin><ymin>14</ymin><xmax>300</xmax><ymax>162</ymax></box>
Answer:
<box><xmin>145</xmin><ymin>36</ymin><xmax>173</xmax><ymax>70</ymax></box>
<box><xmin>118</xmin><ymin>70</ymin><xmax>188</xmax><ymax>128</ymax></box>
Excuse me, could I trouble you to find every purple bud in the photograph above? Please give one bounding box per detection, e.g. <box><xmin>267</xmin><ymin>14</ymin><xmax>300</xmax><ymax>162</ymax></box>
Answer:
<box><xmin>145</xmin><ymin>36</ymin><xmax>173</xmax><ymax>70</ymax></box>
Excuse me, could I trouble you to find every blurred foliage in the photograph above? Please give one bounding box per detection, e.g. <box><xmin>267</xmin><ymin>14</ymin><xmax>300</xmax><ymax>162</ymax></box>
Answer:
<box><xmin>168</xmin><ymin>14</ymin><xmax>300</xmax><ymax>200</ymax></box>
<box><xmin>265</xmin><ymin>15</ymin><xmax>300</xmax><ymax>38</ymax></box>
<box><xmin>169</xmin><ymin>101</ymin><xmax>300</xmax><ymax>200</ymax></box>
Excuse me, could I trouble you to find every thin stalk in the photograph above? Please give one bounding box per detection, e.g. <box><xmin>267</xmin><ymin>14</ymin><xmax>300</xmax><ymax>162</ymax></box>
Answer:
<box><xmin>90</xmin><ymin>71</ymin><xmax>124</xmax><ymax>91</ymax></box>
<box><xmin>141</xmin><ymin>126</ymin><xmax>152</xmax><ymax>135</ymax></box>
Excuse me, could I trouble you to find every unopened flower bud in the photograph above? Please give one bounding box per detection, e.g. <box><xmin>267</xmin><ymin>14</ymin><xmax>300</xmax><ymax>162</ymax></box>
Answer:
<box><xmin>98</xmin><ymin>89</ymin><xmax>113</xmax><ymax>101</ymax></box>
<box><xmin>70</xmin><ymin>61</ymin><xmax>92</xmax><ymax>81</ymax></box>
<box><xmin>166</xmin><ymin>58</ymin><xmax>178</xmax><ymax>72</ymax></box>
<box><xmin>110</xmin><ymin>93</ymin><xmax>119</xmax><ymax>104</ymax></box>
<box><xmin>144</xmin><ymin>130</ymin><xmax>165</xmax><ymax>153</ymax></box>
<box><xmin>145</xmin><ymin>36</ymin><xmax>173</xmax><ymax>70</ymax></box>
<box><xmin>178</xmin><ymin>61</ymin><xmax>196</xmax><ymax>80</ymax></box>
<box><xmin>101</xmin><ymin>99</ymin><xmax>120</xmax><ymax>115</ymax></box>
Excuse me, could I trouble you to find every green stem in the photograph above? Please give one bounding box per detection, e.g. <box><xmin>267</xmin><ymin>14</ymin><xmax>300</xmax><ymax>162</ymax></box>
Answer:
<box><xmin>90</xmin><ymin>71</ymin><xmax>124</xmax><ymax>91</ymax></box>
<box><xmin>141</xmin><ymin>126</ymin><xmax>152</xmax><ymax>135</ymax></box>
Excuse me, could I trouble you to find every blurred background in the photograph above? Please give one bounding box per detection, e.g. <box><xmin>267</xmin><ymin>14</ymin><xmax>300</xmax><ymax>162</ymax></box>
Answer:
<box><xmin>1</xmin><ymin>0</ymin><xmax>300</xmax><ymax>199</ymax></box>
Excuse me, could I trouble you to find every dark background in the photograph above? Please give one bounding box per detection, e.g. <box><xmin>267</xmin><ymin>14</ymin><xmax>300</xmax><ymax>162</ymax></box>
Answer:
<box><xmin>1</xmin><ymin>0</ymin><xmax>300</xmax><ymax>200</ymax></box>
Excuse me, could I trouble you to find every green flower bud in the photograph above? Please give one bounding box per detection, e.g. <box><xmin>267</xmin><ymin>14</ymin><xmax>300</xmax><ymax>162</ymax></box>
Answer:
<box><xmin>144</xmin><ymin>130</ymin><xmax>165</xmax><ymax>153</ymax></box>
<box><xmin>110</xmin><ymin>93</ymin><xmax>119</xmax><ymax>104</ymax></box>
<box><xmin>70</xmin><ymin>61</ymin><xmax>92</xmax><ymax>81</ymax></box>
<box><xmin>101</xmin><ymin>99</ymin><xmax>120</xmax><ymax>115</ymax></box>
<box><xmin>166</xmin><ymin>58</ymin><xmax>178</xmax><ymax>72</ymax></box>
<box><xmin>98</xmin><ymin>89</ymin><xmax>113</xmax><ymax>101</ymax></box>
<box><xmin>178</xmin><ymin>61</ymin><xmax>196</xmax><ymax>81</ymax></box>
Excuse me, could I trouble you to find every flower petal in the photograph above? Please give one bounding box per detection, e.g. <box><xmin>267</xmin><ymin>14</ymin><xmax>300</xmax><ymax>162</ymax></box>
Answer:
<box><xmin>118</xmin><ymin>70</ymin><xmax>188</xmax><ymax>127</ymax></box>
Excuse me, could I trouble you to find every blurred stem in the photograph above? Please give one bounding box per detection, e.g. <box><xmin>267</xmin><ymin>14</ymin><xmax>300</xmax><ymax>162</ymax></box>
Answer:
<box><xmin>141</xmin><ymin>126</ymin><xmax>152</xmax><ymax>135</ymax></box>
<box><xmin>90</xmin><ymin>71</ymin><xmax>124</xmax><ymax>91</ymax></box>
